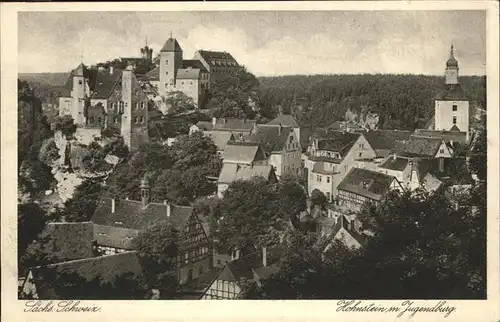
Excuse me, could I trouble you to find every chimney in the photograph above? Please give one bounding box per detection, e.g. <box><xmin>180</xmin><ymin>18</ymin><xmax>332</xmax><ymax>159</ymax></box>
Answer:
<box><xmin>166</xmin><ymin>203</ymin><xmax>171</xmax><ymax>217</ymax></box>
<box><xmin>278</xmin><ymin>105</ymin><xmax>283</xmax><ymax>115</ymax></box>
<box><xmin>222</xmin><ymin>118</ymin><xmax>226</xmax><ymax>124</ymax></box>
<box><xmin>109</xmin><ymin>66</ymin><xmax>114</xmax><ymax>75</ymax></box>
<box><xmin>212</xmin><ymin>117</ymin><xmax>217</xmax><ymax>126</ymax></box>
<box><xmin>439</xmin><ymin>157</ymin><xmax>445</xmax><ymax>172</ymax></box>
<box><xmin>111</xmin><ymin>198</ymin><xmax>116</xmax><ymax>213</ymax></box>
<box><xmin>262</xmin><ymin>247</ymin><xmax>267</xmax><ymax>267</ymax></box>
<box><xmin>278</xmin><ymin>123</ymin><xmax>282</xmax><ymax>135</ymax></box>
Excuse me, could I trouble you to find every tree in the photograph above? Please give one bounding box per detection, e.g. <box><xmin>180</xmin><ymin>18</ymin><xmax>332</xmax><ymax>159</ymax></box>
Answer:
<box><xmin>211</xmin><ymin>177</ymin><xmax>286</xmax><ymax>250</ymax></box>
<box><xmin>38</xmin><ymin>138</ymin><xmax>60</xmax><ymax>166</ymax></box>
<box><xmin>62</xmin><ymin>179</ymin><xmax>103</xmax><ymax>222</ymax></box>
<box><xmin>310</xmin><ymin>189</ymin><xmax>327</xmax><ymax>209</ymax></box>
<box><xmin>135</xmin><ymin>222</ymin><xmax>180</xmax><ymax>297</ymax></box>
<box><xmin>170</xmin><ymin>132</ymin><xmax>220</xmax><ymax>174</ymax></box>
<box><xmin>277</xmin><ymin>174</ymin><xmax>307</xmax><ymax>222</ymax></box>
<box><xmin>53</xmin><ymin>115</ymin><xmax>77</xmax><ymax>139</ymax></box>
<box><xmin>18</xmin><ymin>158</ymin><xmax>55</xmax><ymax>196</ymax></box>
<box><xmin>163</xmin><ymin>91</ymin><xmax>197</xmax><ymax>115</ymax></box>
<box><xmin>18</xmin><ymin>202</ymin><xmax>49</xmax><ymax>266</ymax></box>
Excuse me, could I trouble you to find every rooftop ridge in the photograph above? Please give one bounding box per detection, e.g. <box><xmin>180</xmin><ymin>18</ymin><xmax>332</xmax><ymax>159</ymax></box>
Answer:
<box><xmin>33</xmin><ymin>251</ymin><xmax>138</xmax><ymax>269</ymax></box>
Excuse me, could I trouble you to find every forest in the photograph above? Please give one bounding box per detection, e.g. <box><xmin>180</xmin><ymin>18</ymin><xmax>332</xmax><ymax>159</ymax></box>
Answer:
<box><xmin>258</xmin><ymin>74</ymin><xmax>486</xmax><ymax>131</ymax></box>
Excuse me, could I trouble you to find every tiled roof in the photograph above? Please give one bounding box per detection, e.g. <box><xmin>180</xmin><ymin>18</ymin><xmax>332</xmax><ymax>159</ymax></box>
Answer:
<box><xmin>219</xmin><ymin>247</ymin><xmax>282</xmax><ymax>283</ymax></box>
<box><xmin>218</xmin><ymin>163</ymin><xmax>273</xmax><ymax>184</ymax></box>
<box><xmin>435</xmin><ymin>84</ymin><xmax>468</xmax><ymax>101</ymax></box>
<box><xmin>195</xmin><ymin>121</ymin><xmax>214</xmax><ymax>131</ymax></box>
<box><xmin>413</xmin><ymin>129</ymin><xmax>467</xmax><ymax>144</ymax></box>
<box><xmin>330</xmin><ymin>215</ymin><xmax>367</xmax><ymax>247</ymax></box>
<box><xmin>161</xmin><ymin>38</ymin><xmax>182</xmax><ymax>52</ymax></box>
<box><xmin>266</xmin><ymin>114</ymin><xmax>299</xmax><ymax>128</ymax></box>
<box><xmin>29</xmin><ymin>251</ymin><xmax>146</xmax><ymax>299</ymax></box>
<box><xmin>222</xmin><ymin>142</ymin><xmax>264</xmax><ymax>164</ymax></box>
<box><xmin>338</xmin><ymin>168</ymin><xmax>396</xmax><ymax>201</ymax></box>
<box><xmin>176</xmin><ymin>68</ymin><xmax>201</xmax><ymax>80</ymax></box>
<box><xmin>206</xmin><ymin>131</ymin><xmax>235</xmax><ymax>151</ymax></box>
<box><xmin>364</xmin><ymin>130</ymin><xmax>412</xmax><ymax>157</ymax></box>
<box><xmin>183</xmin><ymin>60</ymin><xmax>208</xmax><ymax>73</ymax></box>
<box><xmin>245</xmin><ymin>126</ymin><xmax>292</xmax><ymax>153</ymax></box>
<box><xmin>397</xmin><ymin>136</ymin><xmax>444</xmax><ymax>158</ymax></box>
<box><xmin>92</xmin><ymin>198</ymin><xmax>193</xmax><ymax>232</ymax></box>
<box><xmin>379</xmin><ymin>156</ymin><xmax>409</xmax><ymax>171</ymax></box>
<box><xmin>212</xmin><ymin>118</ymin><xmax>255</xmax><ymax>132</ymax></box>
<box><xmin>89</xmin><ymin>70</ymin><xmax>123</xmax><ymax>99</ymax></box>
<box><xmin>93</xmin><ymin>224</ymin><xmax>139</xmax><ymax>249</ymax></box>
<box><xmin>43</xmin><ymin>222</ymin><xmax>94</xmax><ymax>262</ymax></box>
<box><xmin>196</xmin><ymin>50</ymin><xmax>239</xmax><ymax>67</ymax></box>
<box><xmin>144</xmin><ymin>66</ymin><xmax>159</xmax><ymax>81</ymax></box>
<box><xmin>315</xmin><ymin>132</ymin><xmax>360</xmax><ymax>158</ymax></box>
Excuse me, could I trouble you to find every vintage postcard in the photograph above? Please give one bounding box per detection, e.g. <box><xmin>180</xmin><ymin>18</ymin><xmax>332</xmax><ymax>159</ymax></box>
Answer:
<box><xmin>1</xmin><ymin>1</ymin><xmax>499</xmax><ymax>321</ymax></box>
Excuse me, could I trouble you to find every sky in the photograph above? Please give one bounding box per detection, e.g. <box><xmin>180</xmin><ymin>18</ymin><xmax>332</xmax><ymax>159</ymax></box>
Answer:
<box><xmin>18</xmin><ymin>11</ymin><xmax>486</xmax><ymax>76</ymax></box>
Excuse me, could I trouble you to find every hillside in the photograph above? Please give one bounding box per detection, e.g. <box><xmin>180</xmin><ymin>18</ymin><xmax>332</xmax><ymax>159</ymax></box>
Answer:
<box><xmin>258</xmin><ymin>74</ymin><xmax>486</xmax><ymax>131</ymax></box>
<box><xmin>18</xmin><ymin>73</ymin><xmax>69</xmax><ymax>87</ymax></box>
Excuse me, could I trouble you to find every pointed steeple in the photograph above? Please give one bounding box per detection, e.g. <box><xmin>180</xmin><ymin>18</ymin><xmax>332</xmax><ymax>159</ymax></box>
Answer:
<box><xmin>446</xmin><ymin>42</ymin><xmax>458</xmax><ymax>68</ymax></box>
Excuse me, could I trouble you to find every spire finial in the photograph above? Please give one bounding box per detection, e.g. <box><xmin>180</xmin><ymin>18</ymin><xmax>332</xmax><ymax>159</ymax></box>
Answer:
<box><xmin>169</xmin><ymin>30</ymin><xmax>173</xmax><ymax>39</ymax></box>
<box><xmin>450</xmin><ymin>41</ymin><xmax>454</xmax><ymax>56</ymax></box>
<box><xmin>145</xmin><ymin>36</ymin><xmax>148</xmax><ymax>47</ymax></box>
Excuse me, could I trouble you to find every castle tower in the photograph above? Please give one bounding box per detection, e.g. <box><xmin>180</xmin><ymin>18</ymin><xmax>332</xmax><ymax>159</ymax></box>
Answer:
<box><xmin>140</xmin><ymin>37</ymin><xmax>153</xmax><ymax>63</ymax></box>
<box><xmin>434</xmin><ymin>44</ymin><xmax>470</xmax><ymax>141</ymax></box>
<box><xmin>121</xmin><ymin>66</ymin><xmax>133</xmax><ymax>148</ymax></box>
<box><xmin>71</xmin><ymin>63</ymin><xmax>87</xmax><ymax>125</ymax></box>
<box><xmin>159</xmin><ymin>34</ymin><xmax>183</xmax><ymax>97</ymax></box>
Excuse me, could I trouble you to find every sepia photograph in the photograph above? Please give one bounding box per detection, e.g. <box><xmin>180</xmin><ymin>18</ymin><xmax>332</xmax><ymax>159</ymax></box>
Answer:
<box><xmin>4</xmin><ymin>3</ymin><xmax>497</xmax><ymax>316</ymax></box>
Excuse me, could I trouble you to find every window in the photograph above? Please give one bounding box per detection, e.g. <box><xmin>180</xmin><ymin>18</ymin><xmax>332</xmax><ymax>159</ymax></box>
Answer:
<box><xmin>452</xmin><ymin>104</ymin><xmax>457</xmax><ymax>111</ymax></box>
<box><xmin>165</xmin><ymin>60</ymin><xmax>169</xmax><ymax>65</ymax></box>
<box><xmin>440</xmin><ymin>148</ymin><xmax>445</xmax><ymax>153</ymax></box>
<box><xmin>359</xmin><ymin>152</ymin><xmax>362</xmax><ymax>158</ymax></box>
<box><xmin>140</xmin><ymin>116</ymin><xmax>145</xmax><ymax>124</ymax></box>
<box><xmin>141</xmin><ymin>102</ymin><xmax>145</xmax><ymax>109</ymax></box>
<box><xmin>326</xmin><ymin>192</ymin><xmax>331</xmax><ymax>201</ymax></box>
<box><xmin>114</xmin><ymin>116</ymin><xmax>119</xmax><ymax>123</ymax></box>
<box><xmin>453</xmin><ymin>116</ymin><xmax>457</xmax><ymax>124</ymax></box>
<box><xmin>170</xmin><ymin>80</ymin><xmax>174</xmax><ymax>85</ymax></box>
<box><xmin>327</xmin><ymin>176</ymin><xmax>330</xmax><ymax>183</ymax></box>
<box><xmin>89</xmin><ymin>116</ymin><xmax>94</xmax><ymax>123</ymax></box>
<box><xmin>184</xmin><ymin>252</ymin><xmax>189</xmax><ymax>264</ymax></box>
<box><xmin>135</xmin><ymin>116</ymin><xmax>139</xmax><ymax>124</ymax></box>
<box><xmin>136</xmin><ymin>102</ymin><xmax>139</xmax><ymax>110</ymax></box>
<box><xmin>166</xmin><ymin>71</ymin><xmax>168</xmax><ymax>75</ymax></box>
<box><xmin>217</xmin><ymin>259</ymin><xmax>221</xmax><ymax>265</ymax></box>
<box><xmin>78</xmin><ymin>80</ymin><xmax>83</xmax><ymax>85</ymax></box>
<box><xmin>98</xmin><ymin>117</ymin><xmax>102</xmax><ymax>124</ymax></box>
<box><xmin>317</xmin><ymin>175</ymin><xmax>322</xmax><ymax>182</ymax></box>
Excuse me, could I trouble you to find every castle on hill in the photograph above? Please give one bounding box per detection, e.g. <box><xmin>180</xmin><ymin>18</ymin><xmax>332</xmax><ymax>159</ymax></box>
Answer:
<box><xmin>57</xmin><ymin>36</ymin><xmax>242</xmax><ymax>151</ymax></box>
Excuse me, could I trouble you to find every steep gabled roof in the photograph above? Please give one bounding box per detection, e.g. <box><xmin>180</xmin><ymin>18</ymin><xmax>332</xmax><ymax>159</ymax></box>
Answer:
<box><xmin>338</xmin><ymin>168</ymin><xmax>396</xmax><ymax>201</ymax></box>
<box><xmin>245</xmin><ymin>126</ymin><xmax>293</xmax><ymax>153</ymax></box>
<box><xmin>144</xmin><ymin>66</ymin><xmax>159</xmax><ymax>81</ymax></box>
<box><xmin>183</xmin><ymin>60</ymin><xmax>208</xmax><ymax>73</ymax></box>
<box><xmin>315</xmin><ymin>132</ymin><xmax>360</xmax><ymax>158</ymax></box>
<box><xmin>212</xmin><ymin>118</ymin><xmax>255</xmax><ymax>132</ymax></box>
<box><xmin>91</xmin><ymin>198</ymin><xmax>193</xmax><ymax>232</ymax></box>
<box><xmin>218</xmin><ymin>163</ymin><xmax>274</xmax><ymax>184</ymax></box>
<box><xmin>363</xmin><ymin>130</ymin><xmax>412</xmax><ymax>157</ymax></box>
<box><xmin>29</xmin><ymin>251</ymin><xmax>146</xmax><ymax>299</ymax></box>
<box><xmin>222</xmin><ymin>141</ymin><xmax>266</xmax><ymax>164</ymax></box>
<box><xmin>206</xmin><ymin>131</ymin><xmax>235</xmax><ymax>152</ymax></box>
<box><xmin>160</xmin><ymin>38</ymin><xmax>182</xmax><ymax>52</ymax></box>
<box><xmin>196</xmin><ymin>50</ymin><xmax>239</xmax><ymax>67</ymax></box>
<box><xmin>266</xmin><ymin>114</ymin><xmax>299</xmax><ymax>128</ymax></box>
<box><xmin>330</xmin><ymin>215</ymin><xmax>367</xmax><ymax>248</ymax></box>
<box><xmin>397</xmin><ymin>136</ymin><xmax>444</xmax><ymax>158</ymax></box>
<box><xmin>413</xmin><ymin>128</ymin><xmax>467</xmax><ymax>144</ymax></box>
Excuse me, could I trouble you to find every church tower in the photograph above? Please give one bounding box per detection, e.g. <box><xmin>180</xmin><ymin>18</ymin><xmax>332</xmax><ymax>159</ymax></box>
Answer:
<box><xmin>159</xmin><ymin>34</ymin><xmax>183</xmax><ymax>97</ymax></box>
<box><xmin>71</xmin><ymin>63</ymin><xmax>88</xmax><ymax>125</ymax></box>
<box><xmin>445</xmin><ymin>43</ymin><xmax>459</xmax><ymax>84</ymax></box>
<box><xmin>434</xmin><ymin>44</ymin><xmax>470</xmax><ymax>141</ymax></box>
